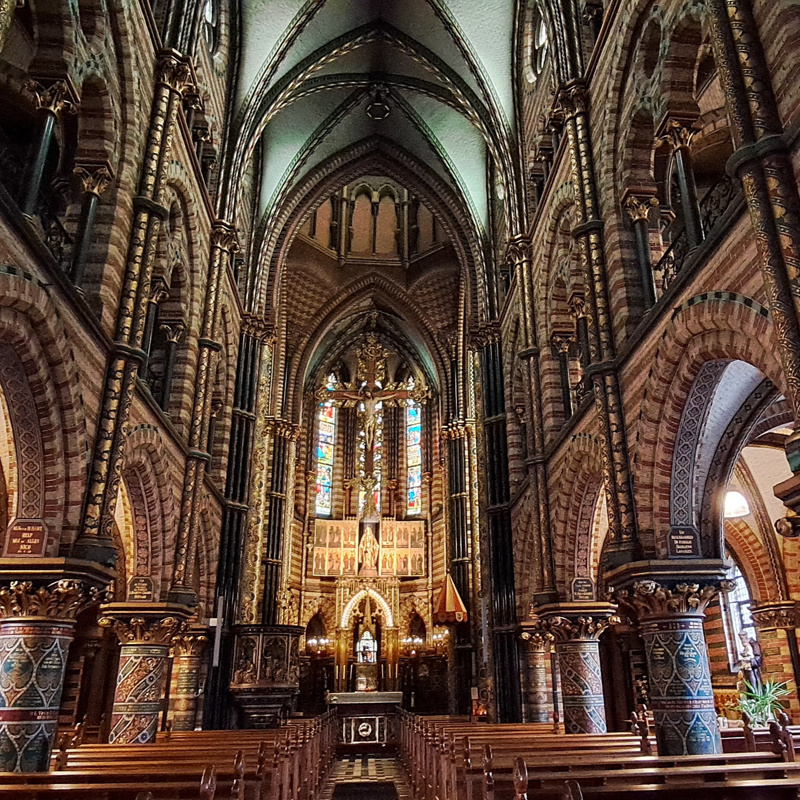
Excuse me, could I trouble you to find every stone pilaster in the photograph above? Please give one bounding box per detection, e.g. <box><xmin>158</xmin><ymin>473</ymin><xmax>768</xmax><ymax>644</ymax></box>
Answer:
<box><xmin>507</xmin><ymin>237</ymin><xmax>555</xmax><ymax>600</ymax></box>
<box><xmin>519</xmin><ymin>628</ymin><xmax>550</xmax><ymax>723</ymax></box>
<box><xmin>0</xmin><ymin>580</ymin><xmax>100</xmax><ymax>771</ymax></box>
<box><xmin>74</xmin><ymin>52</ymin><xmax>196</xmax><ymax>567</ymax></box>
<box><xmin>169</xmin><ymin>222</ymin><xmax>238</xmax><ymax>605</ymax></box>
<box><xmin>169</xmin><ymin>630</ymin><xmax>208</xmax><ymax>731</ymax></box>
<box><xmin>558</xmin><ymin>84</ymin><xmax>639</xmax><ymax>566</ymax></box>
<box><xmin>99</xmin><ymin>603</ymin><xmax>189</xmax><ymax>744</ymax></box>
<box><xmin>531</xmin><ymin>603</ymin><xmax>616</xmax><ymax>734</ymax></box>
<box><xmin>615</xmin><ymin>581</ymin><xmax>727</xmax><ymax>755</ymax></box>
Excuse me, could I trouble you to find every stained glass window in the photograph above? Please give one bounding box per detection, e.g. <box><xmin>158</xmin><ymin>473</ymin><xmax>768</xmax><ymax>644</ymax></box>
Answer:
<box><xmin>315</xmin><ymin>402</ymin><xmax>336</xmax><ymax>516</ymax></box>
<box><xmin>407</xmin><ymin>400</ymin><xmax>422</xmax><ymax>514</ymax></box>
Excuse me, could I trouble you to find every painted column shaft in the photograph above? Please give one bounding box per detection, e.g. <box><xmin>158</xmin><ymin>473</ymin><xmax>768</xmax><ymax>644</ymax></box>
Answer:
<box><xmin>169</xmin><ymin>652</ymin><xmax>202</xmax><ymax>731</ymax></box>
<box><xmin>640</xmin><ymin>615</ymin><xmax>721</xmax><ymax>755</ymax></box>
<box><xmin>525</xmin><ymin>643</ymin><xmax>550</xmax><ymax>723</ymax></box>
<box><xmin>555</xmin><ymin>639</ymin><xmax>607</xmax><ymax>734</ymax></box>
<box><xmin>108</xmin><ymin>642</ymin><xmax>170</xmax><ymax>744</ymax></box>
<box><xmin>0</xmin><ymin>619</ymin><xmax>74</xmax><ymax>772</ymax></box>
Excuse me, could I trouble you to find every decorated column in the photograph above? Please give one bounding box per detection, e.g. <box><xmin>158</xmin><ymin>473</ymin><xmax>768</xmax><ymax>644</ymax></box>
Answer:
<box><xmin>169</xmin><ymin>629</ymin><xmax>208</xmax><ymax>731</ymax></box>
<box><xmin>99</xmin><ymin>603</ymin><xmax>188</xmax><ymax>744</ymax></box>
<box><xmin>0</xmin><ymin>580</ymin><xmax>100</xmax><ymax>772</ymax></box>
<box><xmin>520</xmin><ymin>628</ymin><xmax>551</xmax><ymax>723</ymax></box>
<box><xmin>532</xmin><ymin>604</ymin><xmax>615</xmax><ymax>734</ymax></box>
<box><xmin>615</xmin><ymin>581</ymin><xmax>725</xmax><ymax>755</ymax></box>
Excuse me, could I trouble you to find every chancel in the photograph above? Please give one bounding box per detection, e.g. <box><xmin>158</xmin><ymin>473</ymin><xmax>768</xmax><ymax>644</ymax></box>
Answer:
<box><xmin>3</xmin><ymin>0</ymin><xmax>800</xmax><ymax>797</ymax></box>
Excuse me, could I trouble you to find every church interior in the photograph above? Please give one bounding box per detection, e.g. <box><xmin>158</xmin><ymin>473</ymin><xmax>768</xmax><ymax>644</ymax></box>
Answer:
<box><xmin>2</xmin><ymin>0</ymin><xmax>800</xmax><ymax>796</ymax></box>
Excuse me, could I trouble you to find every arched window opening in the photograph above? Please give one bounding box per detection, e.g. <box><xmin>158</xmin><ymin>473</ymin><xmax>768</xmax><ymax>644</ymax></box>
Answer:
<box><xmin>406</xmin><ymin>397</ymin><xmax>422</xmax><ymax>515</ymax></box>
<box><xmin>202</xmin><ymin>0</ymin><xmax>219</xmax><ymax>52</ymax></box>
<box><xmin>721</xmin><ymin>556</ymin><xmax>759</xmax><ymax>675</ymax></box>
<box><xmin>724</xmin><ymin>490</ymin><xmax>750</xmax><ymax>519</ymax></box>
<box><xmin>525</xmin><ymin>3</ymin><xmax>549</xmax><ymax>84</ymax></box>
<box><xmin>357</xmin><ymin>629</ymin><xmax>377</xmax><ymax>664</ymax></box>
<box><xmin>315</xmin><ymin>393</ymin><xmax>337</xmax><ymax>517</ymax></box>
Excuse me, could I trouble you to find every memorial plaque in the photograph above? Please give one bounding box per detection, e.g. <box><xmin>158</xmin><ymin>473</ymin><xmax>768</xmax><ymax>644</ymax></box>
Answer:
<box><xmin>128</xmin><ymin>576</ymin><xmax>154</xmax><ymax>602</ymax></box>
<box><xmin>668</xmin><ymin>526</ymin><xmax>701</xmax><ymax>558</ymax></box>
<box><xmin>571</xmin><ymin>577</ymin><xmax>595</xmax><ymax>601</ymax></box>
<box><xmin>4</xmin><ymin>518</ymin><xmax>47</xmax><ymax>556</ymax></box>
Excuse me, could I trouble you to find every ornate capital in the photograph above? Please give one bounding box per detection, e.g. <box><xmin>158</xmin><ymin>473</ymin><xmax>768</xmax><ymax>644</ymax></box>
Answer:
<box><xmin>241</xmin><ymin>314</ymin><xmax>275</xmax><ymax>343</ymax></box>
<box><xmin>149</xmin><ymin>277</ymin><xmax>170</xmax><ymax>304</ymax></box>
<box><xmin>74</xmin><ymin>164</ymin><xmax>113</xmax><ymax>196</ymax></box>
<box><xmin>750</xmin><ymin>602</ymin><xmax>798</xmax><ymax>631</ymax></box>
<box><xmin>613</xmin><ymin>580</ymin><xmax>732</xmax><ymax>622</ymax></box>
<box><xmin>157</xmin><ymin>53</ymin><xmax>196</xmax><ymax>94</ymax></box>
<box><xmin>211</xmin><ymin>222</ymin><xmax>239</xmax><ymax>252</ymax></box>
<box><xmin>172</xmin><ymin>631</ymin><xmax>208</xmax><ymax>657</ymax></box>
<box><xmin>530</xmin><ymin>612</ymin><xmax>614</xmax><ymax>642</ymax></box>
<box><xmin>506</xmin><ymin>236</ymin><xmax>530</xmax><ymax>266</ymax></box>
<box><xmin>264</xmin><ymin>418</ymin><xmax>299</xmax><ymax>441</ymax></box>
<box><xmin>24</xmin><ymin>79</ymin><xmax>77</xmax><ymax>115</ymax></box>
<box><xmin>624</xmin><ymin>194</ymin><xmax>658</xmax><ymax>224</ymax></box>
<box><xmin>100</xmin><ymin>613</ymin><xmax>186</xmax><ymax>645</ymax></box>
<box><xmin>568</xmin><ymin>293</ymin><xmax>588</xmax><ymax>321</ymax></box>
<box><xmin>441</xmin><ymin>420</ymin><xmax>469</xmax><ymax>441</ymax></box>
<box><xmin>469</xmin><ymin>322</ymin><xmax>500</xmax><ymax>350</ymax></box>
<box><xmin>0</xmin><ymin>579</ymin><xmax>102</xmax><ymax>621</ymax></box>
<box><xmin>551</xmin><ymin>333</ymin><xmax>575</xmax><ymax>355</ymax></box>
<box><xmin>520</xmin><ymin>630</ymin><xmax>549</xmax><ymax>650</ymax></box>
<box><xmin>160</xmin><ymin>320</ymin><xmax>186</xmax><ymax>343</ymax></box>
<box><xmin>658</xmin><ymin>119</ymin><xmax>698</xmax><ymax>152</ymax></box>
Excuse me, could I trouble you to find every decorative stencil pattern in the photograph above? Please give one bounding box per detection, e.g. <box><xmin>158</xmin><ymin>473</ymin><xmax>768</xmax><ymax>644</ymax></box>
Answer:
<box><xmin>556</xmin><ymin>640</ymin><xmax>607</xmax><ymax>734</ymax></box>
<box><xmin>0</xmin><ymin>622</ymin><xmax>73</xmax><ymax>771</ymax></box>
<box><xmin>641</xmin><ymin>617</ymin><xmax>721</xmax><ymax>755</ymax></box>
<box><xmin>108</xmin><ymin>644</ymin><xmax>170</xmax><ymax>744</ymax></box>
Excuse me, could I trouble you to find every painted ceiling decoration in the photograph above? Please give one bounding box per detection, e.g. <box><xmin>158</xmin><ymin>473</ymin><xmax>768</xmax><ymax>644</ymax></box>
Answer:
<box><xmin>222</xmin><ymin>0</ymin><xmax>524</xmax><ymax>290</ymax></box>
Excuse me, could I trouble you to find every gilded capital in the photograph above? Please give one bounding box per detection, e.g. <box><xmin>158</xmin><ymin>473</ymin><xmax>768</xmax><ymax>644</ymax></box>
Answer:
<box><xmin>74</xmin><ymin>165</ymin><xmax>113</xmax><ymax>196</ymax></box>
<box><xmin>157</xmin><ymin>53</ymin><xmax>196</xmax><ymax>94</ymax></box>
<box><xmin>613</xmin><ymin>580</ymin><xmax>732</xmax><ymax>622</ymax></box>
<box><xmin>750</xmin><ymin>602</ymin><xmax>798</xmax><ymax>631</ymax></box>
<box><xmin>172</xmin><ymin>631</ymin><xmax>209</xmax><ymax>657</ymax></box>
<box><xmin>211</xmin><ymin>222</ymin><xmax>239</xmax><ymax>252</ymax></box>
<box><xmin>149</xmin><ymin>277</ymin><xmax>170</xmax><ymax>304</ymax></box>
<box><xmin>160</xmin><ymin>320</ymin><xmax>186</xmax><ymax>343</ymax></box>
<box><xmin>0</xmin><ymin>579</ymin><xmax>102</xmax><ymax>621</ymax></box>
<box><xmin>658</xmin><ymin>119</ymin><xmax>698</xmax><ymax>152</ymax></box>
<box><xmin>100</xmin><ymin>613</ymin><xmax>186</xmax><ymax>645</ymax></box>
<box><xmin>530</xmin><ymin>612</ymin><xmax>613</xmax><ymax>642</ymax></box>
<box><xmin>24</xmin><ymin>79</ymin><xmax>77</xmax><ymax>115</ymax></box>
<box><xmin>624</xmin><ymin>194</ymin><xmax>658</xmax><ymax>224</ymax></box>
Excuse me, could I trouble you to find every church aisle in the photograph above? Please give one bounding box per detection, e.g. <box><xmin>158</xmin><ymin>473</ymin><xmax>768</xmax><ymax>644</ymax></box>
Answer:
<box><xmin>320</xmin><ymin>755</ymin><xmax>412</xmax><ymax>800</ymax></box>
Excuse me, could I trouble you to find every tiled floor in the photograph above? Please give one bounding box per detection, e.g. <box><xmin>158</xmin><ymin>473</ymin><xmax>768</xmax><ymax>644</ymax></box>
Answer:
<box><xmin>319</xmin><ymin>756</ymin><xmax>412</xmax><ymax>800</ymax></box>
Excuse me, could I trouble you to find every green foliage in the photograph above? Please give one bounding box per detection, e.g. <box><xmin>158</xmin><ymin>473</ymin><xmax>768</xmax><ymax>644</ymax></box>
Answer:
<box><xmin>736</xmin><ymin>679</ymin><xmax>791</xmax><ymax>727</ymax></box>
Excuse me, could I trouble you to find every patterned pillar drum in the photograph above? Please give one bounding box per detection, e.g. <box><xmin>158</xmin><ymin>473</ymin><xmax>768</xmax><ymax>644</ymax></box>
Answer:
<box><xmin>523</xmin><ymin>636</ymin><xmax>550</xmax><ymax>723</ymax></box>
<box><xmin>555</xmin><ymin>639</ymin><xmax>607</xmax><ymax>734</ymax></box>
<box><xmin>0</xmin><ymin>619</ymin><xmax>74</xmax><ymax>771</ymax></box>
<box><xmin>108</xmin><ymin>642</ymin><xmax>171</xmax><ymax>743</ymax></box>
<box><xmin>169</xmin><ymin>633</ymin><xmax>207</xmax><ymax>732</ymax></box>
<box><xmin>639</xmin><ymin>615</ymin><xmax>721</xmax><ymax>755</ymax></box>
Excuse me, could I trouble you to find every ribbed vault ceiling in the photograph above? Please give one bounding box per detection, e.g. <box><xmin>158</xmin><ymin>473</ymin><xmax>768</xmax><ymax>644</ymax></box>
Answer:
<box><xmin>228</xmin><ymin>0</ymin><xmax>521</xmax><ymax>240</ymax></box>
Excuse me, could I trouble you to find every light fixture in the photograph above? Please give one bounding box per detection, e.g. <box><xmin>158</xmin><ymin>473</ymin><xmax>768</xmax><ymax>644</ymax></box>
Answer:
<box><xmin>724</xmin><ymin>490</ymin><xmax>750</xmax><ymax>519</ymax></box>
<box><xmin>307</xmin><ymin>636</ymin><xmax>331</xmax><ymax>655</ymax></box>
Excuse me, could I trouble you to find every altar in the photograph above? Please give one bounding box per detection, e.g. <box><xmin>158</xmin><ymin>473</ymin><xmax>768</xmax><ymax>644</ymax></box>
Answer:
<box><xmin>327</xmin><ymin>691</ymin><xmax>403</xmax><ymax>747</ymax></box>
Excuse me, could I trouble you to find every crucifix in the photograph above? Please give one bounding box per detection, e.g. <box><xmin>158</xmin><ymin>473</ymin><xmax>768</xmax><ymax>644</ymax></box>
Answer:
<box><xmin>315</xmin><ymin>333</ymin><xmax>427</xmax><ymax>508</ymax></box>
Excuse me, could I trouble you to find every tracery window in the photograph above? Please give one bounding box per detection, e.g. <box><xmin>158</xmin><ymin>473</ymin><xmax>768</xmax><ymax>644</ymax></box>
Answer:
<box><xmin>406</xmin><ymin>400</ymin><xmax>422</xmax><ymax>515</ymax></box>
<box><xmin>202</xmin><ymin>0</ymin><xmax>219</xmax><ymax>52</ymax></box>
<box><xmin>315</xmin><ymin>398</ymin><xmax>337</xmax><ymax>517</ymax></box>
<box><xmin>721</xmin><ymin>557</ymin><xmax>758</xmax><ymax>672</ymax></box>
<box><xmin>526</xmin><ymin>3</ymin><xmax>549</xmax><ymax>83</ymax></box>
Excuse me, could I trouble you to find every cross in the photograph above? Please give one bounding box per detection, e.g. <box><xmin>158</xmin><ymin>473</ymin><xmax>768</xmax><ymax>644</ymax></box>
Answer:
<box><xmin>315</xmin><ymin>334</ymin><xmax>427</xmax><ymax>481</ymax></box>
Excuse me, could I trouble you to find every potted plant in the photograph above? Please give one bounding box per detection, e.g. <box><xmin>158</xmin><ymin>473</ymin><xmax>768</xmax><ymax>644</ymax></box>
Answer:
<box><xmin>736</xmin><ymin>679</ymin><xmax>792</xmax><ymax>726</ymax></box>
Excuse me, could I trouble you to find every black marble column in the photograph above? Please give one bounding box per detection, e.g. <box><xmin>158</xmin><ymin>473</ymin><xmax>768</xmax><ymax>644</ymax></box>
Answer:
<box><xmin>479</xmin><ymin>330</ymin><xmax>521</xmax><ymax>722</ymax></box>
